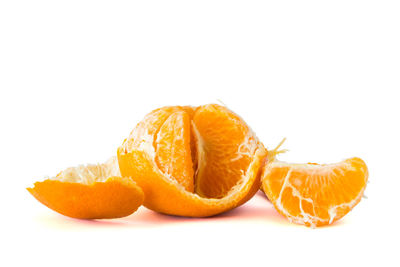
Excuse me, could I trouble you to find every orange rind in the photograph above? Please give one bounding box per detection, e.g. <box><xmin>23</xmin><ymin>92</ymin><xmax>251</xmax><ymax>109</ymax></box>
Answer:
<box><xmin>28</xmin><ymin>157</ymin><xmax>144</xmax><ymax>219</ymax></box>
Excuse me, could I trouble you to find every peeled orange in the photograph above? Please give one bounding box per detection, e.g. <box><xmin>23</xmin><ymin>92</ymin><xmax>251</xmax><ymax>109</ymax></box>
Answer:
<box><xmin>261</xmin><ymin>157</ymin><xmax>369</xmax><ymax>227</ymax></box>
<box><xmin>28</xmin><ymin>157</ymin><xmax>144</xmax><ymax>219</ymax></box>
<box><xmin>118</xmin><ymin>104</ymin><xmax>267</xmax><ymax>217</ymax></box>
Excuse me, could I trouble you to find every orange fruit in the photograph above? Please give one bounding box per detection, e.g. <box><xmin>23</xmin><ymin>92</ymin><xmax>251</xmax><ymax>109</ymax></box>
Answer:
<box><xmin>118</xmin><ymin>104</ymin><xmax>267</xmax><ymax>217</ymax></box>
<box><xmin>261</xmin><ymin>157</ymin><xmax>368</xmax><ymax>227</ymax></box>
<box><xmin>27</xmin><ymin>157</ymin><xmax>144</xmax><ymax>219</ymax></box>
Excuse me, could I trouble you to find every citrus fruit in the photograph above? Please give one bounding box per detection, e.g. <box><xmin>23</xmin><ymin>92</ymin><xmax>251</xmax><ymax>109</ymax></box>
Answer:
<box><xmin>261</xmin><ymin>157</ymin><xmax>368</xmax><ymax>227</ymax></box>
<box><xmin>118</xmin><ymin>104</ymin><xmax>267</xmax><ymax>217</ymax></box>
<box><xmin>27</xmin><ymin>157</ymin><xmax>144</xmax><ymax>219</ymax></box>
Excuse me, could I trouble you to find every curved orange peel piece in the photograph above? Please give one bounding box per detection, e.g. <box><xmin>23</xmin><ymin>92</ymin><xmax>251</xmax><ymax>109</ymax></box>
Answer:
<box><xmin>27</xmin><ymin>157</ymin><xmax>144</xmax><ymax>219</ymax></box>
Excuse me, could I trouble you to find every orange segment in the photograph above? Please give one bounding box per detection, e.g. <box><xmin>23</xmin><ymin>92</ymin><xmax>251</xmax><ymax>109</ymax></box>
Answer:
<box><xmin>27</xmin><ymin>157</ymin><xmax>144</xmax><ymax>219</ymax></box>
<box><xmin>124</xmin><ymin>106</ymin><xmax>180</xmax><ymax>152</ymax></box>
<box><xmin>118</xmin><ymin>104</ymin><xmax>267</xmax><ymax>217</ymax></box>
<box><xmin>155</xmin><ymin>110</ymin><xmax>194</xmax><ymax>192</ymax></box>
<box><xmin>193</xmin><ymin>104</ymin><xmax>259</xmax><ymax>198</ymax></box>
<box><xmin>261</xmin><ymin>157</ymin><xmax>368</xmax><ymax>227</ymax></box>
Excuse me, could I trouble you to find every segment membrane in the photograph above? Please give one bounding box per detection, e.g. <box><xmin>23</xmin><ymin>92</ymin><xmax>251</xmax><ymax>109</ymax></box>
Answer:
<box><xmin>155</xmin><ymin>111</ymin><xmax>194</xmax><ymax>192</ymax></box>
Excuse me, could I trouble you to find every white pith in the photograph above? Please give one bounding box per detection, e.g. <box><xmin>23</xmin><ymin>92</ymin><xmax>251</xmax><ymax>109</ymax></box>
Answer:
<box><xmin>230</xmin><ymin>132</ymin><xmax>259</xmax><ymax>162</ymax></box>
<box><xmin>51</xmin><ymin>156</ymin><xmax>121</xmax><ymax>185</ymax></box>
<box><xmin>120</xmin><ymin>106</ymin><xmax>263</xmax><ymax>200</ymax></box>
<box><xmin>191</xmin><ymin>121</ymin><xmax>206</xmax><ymax>188</ymax></box>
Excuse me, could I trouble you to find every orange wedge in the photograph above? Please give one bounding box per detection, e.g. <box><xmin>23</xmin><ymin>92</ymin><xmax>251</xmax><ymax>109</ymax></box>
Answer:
<box><xmin>118</xmin><ymin>104</ymin><xmax>267</xmax><ymax>217</ymax></box>
<box><xmin>28</xmin><ymin>157</ymin><xmax>144</xmax><ymax>219</ymax></box>
<box><xmin>261</xmin><ymin>157</ymin><xmax>368</xmax><ymax>227</ymax></box>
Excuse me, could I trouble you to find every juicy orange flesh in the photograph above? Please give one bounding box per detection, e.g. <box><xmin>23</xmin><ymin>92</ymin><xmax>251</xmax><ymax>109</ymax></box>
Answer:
<box><xmin>155</xmin><ymin>111</ymin><xmax>194</xmax><ymax>192</ymax></box>
<box><xmin>263</xmin><ymin>158</ymin><xmax>368</xmax><ymax>226</ymax></box>
<box><xmin>192</xmin><ymin>105</ymin><xmax>255</xmax><ymax>198</ymax></box>
<box><xmin>127</xmin><ymin>104</ymin><xmax>259</xmax><ymax>199</ymax></box>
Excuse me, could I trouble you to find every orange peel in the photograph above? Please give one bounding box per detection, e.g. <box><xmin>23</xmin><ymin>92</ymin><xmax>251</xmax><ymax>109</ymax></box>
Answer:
<box><xmin>28</xmin><ymin>157</ymin><xmax>144</xmax><ymax>219</ymax></box>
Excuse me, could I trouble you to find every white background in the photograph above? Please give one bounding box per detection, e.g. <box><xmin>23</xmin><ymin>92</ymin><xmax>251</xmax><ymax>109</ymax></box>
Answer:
<box><xmin>1</xmin><ymin>0</ymin><xmax>399</xmax><ymax>266</ymax></box>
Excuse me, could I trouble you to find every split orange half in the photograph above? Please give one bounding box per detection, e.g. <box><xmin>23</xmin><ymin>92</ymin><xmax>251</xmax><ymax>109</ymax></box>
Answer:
<box><xmin>261</xmin><ymin>157</ymin><xmax>368</xmax><ymax>227</ymax></box>
<box><xmin>28</xmin><ymin>157</ymin><xmax>144</xmax><ymax>219</ymax></box>
<box><xmin>118</xmin><ymin>104</ymin><xmax>267</xmax><ymax>217</ymax></box>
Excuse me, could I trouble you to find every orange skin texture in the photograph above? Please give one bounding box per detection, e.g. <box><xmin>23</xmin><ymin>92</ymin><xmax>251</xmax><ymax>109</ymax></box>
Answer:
<box><xmin>261</xmin><ymin>157</ymin><xmax>369</xmax><ymax>227</ymax></box>
<box><xmin>27</xmin><ymin>177</ymin><xmax>144</xmax><ymax>219</ymax></box>
<box><xmin>118</xmin><ymin>147</ymin><xmax>266</xmax><ymax>217</ymax></box>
